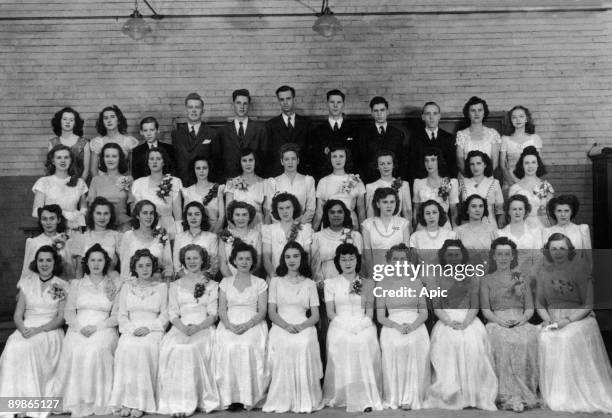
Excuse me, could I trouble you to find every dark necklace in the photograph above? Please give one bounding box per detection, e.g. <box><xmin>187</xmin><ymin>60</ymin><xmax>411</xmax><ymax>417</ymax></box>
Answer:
<box><xmin>39</xmin><ymin>275</ymin><xmax>53</xmax><ymax>283</ymax></box>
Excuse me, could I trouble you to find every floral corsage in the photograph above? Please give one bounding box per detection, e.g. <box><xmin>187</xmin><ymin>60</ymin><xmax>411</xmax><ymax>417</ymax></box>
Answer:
<box><xmin>349</xmin><ymin>278</ymin><xmax>363</xmax><ymax>295</ymax></box>
<box><xmin>511</xmin><ymin>271</ymin><xmax>526</xmax><ymax>297</ymax></box>
<box><xmin>228</xmin><ymin>176</ymin><xmax>249</xmax><ymax>192</ymax></box>
<box><xmin>194</xmin><ymin>281</ymin><xmax>208</xmax><ymax>302</ymax></box>
<box><xmin>49</xmin><ymin>283</ymin><xmax>66</xmax><ymax>301</ymax></box>
<box><xmin>340</xmin><ymin>228</ymin><xmax>354</xmax><ymax>245</ymax></box>
<box><xmin>438</xmin><ymin>177</ymin><xmax>452</xmax><ymax>201</ymax></box>
<box><xmin>103</xmin><ymin>279</ymin><xmax>118</xmax><ymax>301</ymax></box>
<box><xmin>202</xmin><ymin>183</ymin><xmax>219</xmax><ymax>207</ymax></box>
<box><xmin>116</xmin><ymin>176</ymin><xmax>132</xmax><ymax>192</ymax></box>
<box><xmin>533</xmin><ymin>181</ymin><xmax>554</xmax><ymax>200</ymax></box>
<box><xmin>391</xmin><ymin>177</ymin><xmax>403</xmax><ymax>193</ymax></box>
<box><xmin>288</xmin><ymin>222</ymin><xmax>302</xmax><ymax>242</ymax></box>
<box><xmin>552</xmin><ymin>278</ymin><xmax>575</xmax><ymax>295</ymax></box>
<box><xmin>156</xmin><ymin>174</ymin><xmax>174</xmax><ymax>200</ymax></box>
<box><xmin>341</xmin><ymin>174</ymin><xmax>361</xmax><ymax>194</ymax></box>
<box><xmin>152</xmin><ymin>226</ymin><xmax>169</xmax><ymax>246</ymax></box>
<box><xmin>51</xmin><ymin>233</ymin><xmax>69</xmax><ymax>252</ymax></box>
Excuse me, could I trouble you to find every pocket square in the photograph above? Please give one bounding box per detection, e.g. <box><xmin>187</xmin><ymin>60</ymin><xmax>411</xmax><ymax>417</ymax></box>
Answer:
<box><xmin>202</xmin><ymin>139</ymin><xmax>212</xmax><ymax>144</ymax></box>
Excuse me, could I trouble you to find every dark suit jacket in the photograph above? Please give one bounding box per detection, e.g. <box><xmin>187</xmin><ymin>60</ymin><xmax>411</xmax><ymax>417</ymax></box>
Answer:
<box><xmin>171</xmin><ymin>123</ymin><xmax>219</xmax><ymax>187</ymax></box>
<box><xmin>406</xmin><ymin>127</ymin><xmax>457</xmax><ymax>181</ymax></box>
<box><xmin>216</xmin><ymin>119</ymin><xmax>268</xmax><ymax>181</ymax></box>
<box><xmin>132</xmin><ymin>141</ymin><xmax>175</xmax><ymax>180</ymax></box>
<box><xmin>357</xmin><ymin>122</ymin><xmax>407</xmax><ymax>184</ymax></box>
<box><xmin>265</xmin><ymin>113</ymin><xmax>311</xmax><ymax>177</ymax></box>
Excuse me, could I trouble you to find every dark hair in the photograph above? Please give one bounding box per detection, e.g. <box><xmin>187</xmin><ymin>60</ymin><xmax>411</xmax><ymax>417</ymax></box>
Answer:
<box><xmin>145</xmin><ymin>146</ymin><xmax>173</xmax><ymax>175</ymax></box>
<box><xmin>98</xmin><ymin>142</ymin><xmax>129</xmax><ymax>174</ymax></box>
<box><xmin>184</xmin><ymin>92</ymin><xmax>204</xmax><ymax>107</ymax></box>
<box><xmin>238</xmin><ymin>147</ymin><xmax>258</xmax><ymax>173</ymax></box>
<box><xmin>96</xmin><ymin>105</ymin><xmax>128</xmax><ymax>136</ymax></box>
<box><xmin>543</xmin><ymin>233</ymin><xmax>576</xmax><ymax>262</ymax></box>
<box><xmin>385</xmin><ymin>243</ymin><xmax>413</xmax><ymax>262</ymax></box>
<box><xmin>421</xmin><ymin>101</ymin><xmax>441</xmax><ymax>114</ymax></box>
<box><xmin>374</xmin><ymin>149</ymin><xmax>398</xmax><ymax>178</ymax></box>
<box><xmin>372</xmin><ymin>187</ymin><xmax>400</xmax><ymax>217</ymax></box>
<box><xmin>37</xmin><ymin>204</ymin><xmax>67</xmax><ymax>233</ymax></box>
<box><xmin>464</xmin><ymin>150</ymin><xmax>493</xmax><ymax>178</ymax></box>
<box><xmin>461</xmin><ymin>194</ymin><xmax>489</xmax><ymax>221</ymax></box>
<box><xmin>29</xmin><ymin>245</ymin><xmax>63</xmax><ymax>277</ymax></box>
<box><xmin>271</xmin><ymin>192</ymin><xmax>301</xmax><ymax>221</ymax></box>
<box><xmin>139</xmin><ymin>116</ymin><xmax>159</xmax><ymax>130</ymax></box>
<box><xmin>438</xmin><ymin>239</ymin><xmax>469</xmax><ymax>265</ymax></box>
<box><xmin>369</xmin><ymin>96</ymin><xmax>388</xmax><ymax>110</ymax></box>
<box><xmin>333</xmin><ymin>243</ymin><xmax>362</xmax><ymax>274</ymax></box>
<box><xmin>45</xmin><ymin>144</ymin><xmax>79</xmax><ymax>187</ymax></box>
<box><xmin>229</xmin><ymin>241</ymin><xmax>258</xmax><ymax>270</ymax></box>
<box><xmin>326</xmin><ymin>89</ymin><xmax>345</xmax><ymax>101</ymax></box>
<box><xmin>179</xmin><ymin>244</ymin><xmax>210</xmax><ymax>271</ymax></box>
<box><xmin>86</xmin><ymin>196</ymin><xmax>117</xmax><ymax>230</ymax></box>
<box><xmin>462</xmin><ymin>96</ymin><xmax>490</xmax><ymax>124</ymax></box>
<box><xmin>227</xmin><ymin>200</ymin><xmax>257</xmax><ymax>226</ymax></box>
<box><xmin>422</xmin><ymin>147</ymin><xmax>449</xmax><ymax>177</ymax></box>
<box><xmin>129</xmin><ymin>249</ymin><xmax>159</xmax><ymax>278</ymax></box>
<box><xmin>504</xmin><ymin>194</ymin><xmax>531</xmax><ymax>222</ymax></box>
<box><xmin>189</xmin><ymin>156</ymin><xmax>217</xmax><ymax>184</ymax></box>
<box><xmin>547</xmin><ymin>195</ymin><xmax>579</xmax><ymax>223</ymax></box>
<box><xmin>51</xmin><ymin>107</ymin><xmax>84</xmax><ymax>137</ymax></box>
<box><xmin>487</xmin><ymin>237</ymin><xmax>519</xmax><ymax>273</ymax></box>
<box><xmin>418</xmin><ymin>199</ymin><xmax>447</xmax><ymax>227</ymax></box>
<box><xmin>321</xmin><ymin>199</ymin><xmax>352</xmax><ymax>229</ymax></box>
<box><xmin>275</xmin><ymin>241</ymin><xmax>312</xmax><ymax>278</ymax></box>
<box><xmin>327</xmin><ymin>144</ymin><xmax>354</xmax><ymax>173</ymax></box>
<box><xmin>505</xmin><ymin>105</ymin><xmax>535</xmax><ymax>135</ymax></box>
<box><xmin>232</xmin><ymin>89</ymin><xmax>251</xmax><ymax>102</ymax></box>
<box><xmin>131</xmin><ymin>200</ymin><xmax>159</xmax><ymax>229</ymax></box>
<box><xmin>276</xmin><ymin>85</ymin><xmax>295</xmax><ymax>97</ymax></box>
<box><xmin>280</xmin><ymin>142</ymin><xmax>301</xmax><ymax>161</ymax></box>
<box><xmin>81</xmin><ymin>243</ymin><xmax>112</xmax><ymax>276</ymax></box>
<box><xmin>181</xmin><ymin>201</ymin><xmax>211</xmax><ymax>232</ymax></box>
<box><xmin>513</xmin><ymin>146</ymin><xmax>547</xmax><ymax>178</ymax></box>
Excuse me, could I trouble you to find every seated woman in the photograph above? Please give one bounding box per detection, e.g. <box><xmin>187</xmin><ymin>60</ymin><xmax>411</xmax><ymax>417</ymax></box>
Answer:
<box><xmin>53</xmin><ymin>244</ymin><xmax>121</xmax><ymax>417</ymax></box>
<box><xmin>181</xmin><ymin>157</ymin><xmax>225</xmax><ymax>233</ymax></box>
<box><xmin>455</xmin><ymin>194</ymin><xmax>498</xmax><ymax>264</ymax></box>
<box><xmin>218</xmin><ymin>201</ymin><xmax>262</xmax><ymax>278</ymax></box>
<box><xmin>48</xmin><ymin>106</ymin><xmax>90</xmax><ymax>181</ymax></box>
<box><xmin>508</xmin><ymin>146</ymin><xmax>553</xmax><ymax>228</ymax></box>
<box><xmin>412</xmin><ymin>148</ymin><xmax>459</xmax><ymax>228</ymax></box>
<box><xmin>215</xmin><ymin>242</ymin><xmax>269</xmax><ymax>410</ymax></box>
<box><xmin>543</xmin><ymin>194</ymin><xmax>591</xmax><ymax>253</ymax></box>
<box><xmin>263</xmin><ymin>242</ymin><xmax>323</xmax><ymax>413</ymax></box>
<box><xmin>409</xmin><ymin>199</ymin><xmax>457</xmax><ymax>265</ymax></box>
<box><xmin>323</xmin><ymin>243</ymin><xmax>382</xmax><ymax>412</ymax></box>
<box><xmin>481</xmin><ymin>237</ymin><xmax>540</xmax><ymax>412</ymax></box>
<box><xmin>365</xmin><ymin>149</ymin><xmax>412</xmax><ymax>221</ymax></box>
<box><xmin>131</xmin><ymin>147</ymin><xmax>183</xmax><ymax>241</ymax></box>
<box><xmin>109</xmin><ymin>249</ymin><xmax>168</xmax><ymax>417</ymax></box>
<box><xmin>425</xmin><ymin>239</ymin><xmax>497</xmax><ymax>411</ymax></box>
<box><xmin>536</xmin><ymin>233</ymin><xmax>612</xmax><ymax>413</ymax></box>
<box><xmin>157</xmin><ymin>244</ymin><xmax>220</xmax><ymax>416</ymax></box>
<box><xmin>377</xmin><ymin>244</ymin><xmax>430</xmax><ymax>410</ymax></box>
<box><xmin>0</xmin><ymin>245</ymin><xmax>67</xmax><ymax>408</ymax></box>
<box><xmin>459</xmin><ymin>150</ymin><xmax>504</xmax><ymax>226</ymax></box>
<box><xmin>88</xmin><ymin>143</ymin><xmax>134</xmax><ymax>231</ymax></box>
<box><xmin>32</xmin><ymin>144</ymin><xmax>88</xmax><ymax>231</ymax></box>
<box><xmin>225</xmin><ymin>148</ymin><xmax>267</xmax><ymax>227</ymax></box>
<box><xmin>313</xmin><ymin>145</ymin><xmax>366</xmax><ymax>231</ymax></box>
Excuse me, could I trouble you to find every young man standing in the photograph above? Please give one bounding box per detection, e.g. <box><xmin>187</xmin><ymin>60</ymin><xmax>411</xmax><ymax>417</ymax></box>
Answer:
<box><xmin>132</xmin><ymin>116</ymin><xmax>175</xmax><ymax>180</ymax></box>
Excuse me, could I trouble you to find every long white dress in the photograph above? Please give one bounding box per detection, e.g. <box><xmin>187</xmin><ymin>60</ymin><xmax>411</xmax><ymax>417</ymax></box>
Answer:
<box><xmin>322</xmin><ymin>276</ymin><xmax>383</xmax><ymax>412</ymax></box>
<box><xmin>131</xmin><ymin>176</ymin><xmax>183</xmax><ymax>240</ymax></box>
<box><xmin>172</xmin><ymin>230</ymin><xmax>219</xmax><ymax>276</ymax></box>
<box><xmin>311</xmin><ymin>228</ymin><xmax>363</xmax><ymax>284</ymax></box>
<box><xmin>109</xmin><ymin>282</ymin><xmax>168</xmax><ymax>413</ymax></box>
<box><xmin>316</xmin><ymin>173</ymin><xmax>366</xmax><ymax>228</ymax></box>
<box><xmin>0</xmin><ymin>275</ymin><xmax>67</xmax><ymax>418</ymax></box>
<box><xmin>21</xmin><ymin>233</ymin><xmax>75</xmax><ymax>280</ymax></box>
<box><xmin>263</xmin><ymin>276</ymin><xmax>323</xmax><ymax>413</ymax></box>
<box><xmin>214</xmin><ymin>275</ymin><xmax>269</xmax><ymax>409</ymax></box>
<box><xmin>157</xmin><ymin>278</ymin><xmax>220</xmax><ymax>414</ymax></box>
<box><xmin>53</xmin><ymin>276</ymin><xmax>120</xmax><ymax>417</ymax></box>
<box><xmin>262</xmin><ymin>222</ymin><xmax>313</xmax><ymax>272</ymax></box>
<box><xmin>118</xmin><ymin>231</ymin><xmax>172</xmax><ymax>280</ymax></box>
<box><xmin>365</xmin><ymin>178</ymin><xmax>411</xmax><ymax>219</ymax></box>
<box><xmin>32</xmin><ymin>175</ymin><xmax>88</xmax><ymax>229</ymax></box>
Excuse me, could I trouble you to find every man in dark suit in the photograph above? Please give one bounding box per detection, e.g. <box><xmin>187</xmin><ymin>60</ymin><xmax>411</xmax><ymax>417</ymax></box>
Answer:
<box><xmin>265</xmin><ymin>85</ymin><xmax>311</xmax><ymax>177</ymax></box>
<box><xmin>132</xmin><ymin>116</ymin><xmax>175</xmax><ymax>180</ymax></box>
<box><xmin>171</xmin><ymin>92</ymin><xmax>219</xmax><ymax>187</ymax></box>
<box><xmin>407</xmin><ymin>101</ymin><xmax>458</xmax><ymax>183</ymax></box>
<box><xmin>357</xmin><ymin>96</ymin><xmax>407</xmax><ymax>184</ymax></box>
<box><xmin>216</xmin><ymin>89</ymin><xmax>268</xmax><ymax>180</ymax></box>
<box><xmin>306</xmin><ymin>89</ymin><xmax>359</xmax><ymax>182</ymax></box>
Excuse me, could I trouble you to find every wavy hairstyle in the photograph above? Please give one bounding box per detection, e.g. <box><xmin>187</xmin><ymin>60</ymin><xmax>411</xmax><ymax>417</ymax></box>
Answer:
<box><xmin>321</xmin><ymin>199</ymin><xmax>352</xmax><ymax>229</ymax></box>
<box><xmin>181</xmin><ymin>201</ymin><xmax>211</xmax><ymax>232</ymax></box>
<box><xmin>37</xmin><ymin>204</ymin><xmax>67</xmax><ymax>233</ymax></box>
<box><xmin>462</xmin><ymin>96</ymin><xmax>490</xmax><ymax>124</ymax></box>
<box><xmin>333</xmin><ymin>243</ymin><xmax>362</xmax><ymax>274</ymax></box>
<box><xmin>227</xmin><ymin>200</ymin><xmax>256</xmax><ymax>226</ymax></box>
<box><xmin>131</xmin><ymin>200</ymin><xmax>159</xmax><ymax>229</ymax></box>
<box><xmin>129</xmin><ymin>248</ymin><xmax>159</xmax><ymax>278</ymax></box>
<box><xmin>487</xmin><ymin>237</ymin><xmax>519</xmax><ymax>273</ymax></box>
<box><xmin>372</xmin><ymin>187</ymin><xmax>400</xmax><ymax>217</ymax></box>
<box><xmin>275</xmin><ymin>241</ymin><xmax>312</xmax><ymax>278</ymax></box>
<box><xmin>504</xmin><ymin>105</ymin><xmax>535</xmax><ymax>135</ymax></box>
<box><xmin>461</xmin><ymin>194</ymin><xmax>489</xmax><ymax>221</ymax></box>
<box><xmin>504</xmin><ymin>194</ymin><xmax>531</xmax><ymax>223</ymax></box>
<box><xmin>417</xmin><ymin>199</ymin><xmax>447</xmax><ymax>227</ymax></box>
<box><xmin>513</xmin><ymin>145</ymin><xmax>547</xmax><ymax>178</ymax></box>
<box><xmin>96</xmin><ymin>105</ymin><xmax>128</xmax><ymax>136</ymax></box>
<box><xmin>438</xmin><ymin>239</ymin><xmax>469</xmax><ymax>266</ymax></box>
<box><xmin>45</xmin><ymin>144</ymin><xmax>79</xmax><ymax>187</ymax></box>
<box><xmin>543</xmin><ymin>232</ymin><xmax>576</xmax><ymax>262</ymax></box>
<box><xmin>179</xmin><ymin>243</ymin><xmax>210</xmax><ymax>271</ymax></box>
<box><xmin>51</xmin><ymin>107</ymin><xmax>84</xmax><ymax>137</ymax></box>
<box><xmin>98</xmin><ymin>142</ymin><xmax>128</xmax><ymax>174</ymax></box>
<box><xmin>81</xmin><ymin>243</ymin><xmax>112</xmax><ymax>276</ymax></box>
<box><xmin>547</xmin><ymin>194</ymin><xmax>580</xmax><ymax>223</ymax></box>
<box><xmin>86</xmin><ymin>196</ymin><xmax>117</xmax><ymax>230</ymax></box>
<box><xmin>229</xmin><ymin>241</ymin><xmax>258</xmax><ymax>270</ymax></box>
<box><xmin>29</xmin><ymin>245</ymin><xmax>63</xmax><ymax>277</ymax></box>
<box><xmin>464</xmin><ymin>150</ymin><xmax>493</xmax><ymax>178</ymax></box>
<box><xmin>271</xmin><ymin>192</ymin><xmax>301</xmax><ymax>221</ymax></box>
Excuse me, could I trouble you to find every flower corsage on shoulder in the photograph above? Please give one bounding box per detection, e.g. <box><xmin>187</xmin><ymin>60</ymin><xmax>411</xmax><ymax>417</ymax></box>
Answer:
<box><xmin>391</xmin><ymin>177</ymin><xmax>403</xmax><ymax>193</ymax></box>
<box><xmin>533</xmin><ymin>181</ymin><xmax>554</xmax><ymax>200</ymax></box>
<box><xmin>194</xmin><ymin>277</ymin><xmax>210</xmax><ymax>302</ymax></box>
<box><xmin>156</xmin><ymin>174</ymin><xmax>174</xmax><ymax>200</ymax></box>
<box><xmin>228</xmin><ymin>176</ymin><xmax>249</xmax><ymax>192</ymax></box>
<box><xmin>51</xmin><ymin>233</ymin><xmax>69</xmax><ymax>252</ymax></box>
<box><xmin>341</xmin><ymin>174</ymin><xmax>361</xmax><ymax>195</ymax></box>
<box><xmin>116</xmin><ymin>176</ymin><xmax>132</xmax><ymax>192</ymax></box>
<box><xmin>288</xmin><ymin>221</ymin><xmax>302</xmax><ymax>242</ymax></box>
<box><xmin>438</xmin><ymin>177</ymin><xmax>452</xmax><ymax>201</ymax></box>
<box><xmin>511</xmin><ymin>271</ymin><xmax>526</xmax><ymax>298</ymax></box>
<box><xmin>152</xmin><ymin>226</ymin><xmax>169</xmax><ymax>246</ymax></box>
<box><xmin>349</xmin><ymin>277</ymin><xmax>363</xmax><ymax>295</ymax></box>
<box><xmin>49</xmin><ymin>282</ymin><xmax>67</xmax><ymax>301</ymax></box>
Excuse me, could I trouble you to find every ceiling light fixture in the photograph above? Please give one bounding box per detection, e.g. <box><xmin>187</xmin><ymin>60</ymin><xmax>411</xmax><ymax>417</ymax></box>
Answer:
<box><xmin>122</xmin><ymin>0</ymin><xmax>163</xmax><ymax>40</ymax></box>
<box><xmin>312</xmin><ymin>0</ymin><xmax>342</xmax><ymax>38</ymax></box>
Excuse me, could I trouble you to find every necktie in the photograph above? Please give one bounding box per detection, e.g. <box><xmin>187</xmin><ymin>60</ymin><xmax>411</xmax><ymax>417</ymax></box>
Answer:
<box><xmin>430</xmin><ymin>131</ymin><xmax>436</xmax><ymax>141</ymax></box>
<box><xmin>190</xmin><ymin>126</ymin><xmax>197</xmax><ymax>141</ymax></box>
<box><xmin>379</xmin><ymin>126</ymin><xmax>385</xmax><ymax>135</ymax></box>
<box><xmin>238</xmin><ymin>121</ymin><xmax>245</xmax><ymax>139</ymax></box>
<box><xmin>287</xmin><ymin>117</ymin><xmax>293</xmax><ymax>129</ymax></box>
<box><xmin>333</xmin><ymin>121</ymin><xmax>339</xmax><ymax>132</ymax></box>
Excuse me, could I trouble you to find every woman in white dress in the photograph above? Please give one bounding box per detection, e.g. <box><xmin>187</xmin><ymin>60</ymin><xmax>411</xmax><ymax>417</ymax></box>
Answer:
<box><xmin>263</xmin><ymin>192</ymin><xmax>313</xmax><ymax>278</ymax></box>
<box><xmin>218</xmin><ymin>201</ymin><xmax>262</xmax><ymax>278</ymax></box>
<box><xmin>181</xmin><ymin>157</ymin><xmax>225</xmax><ymax>233</ymax></box>
<box><xmin>0</xmin><ymin>245</ymin><xmax>67</xmax><ymax>417</ymax></box>
<box><xmin>323</xmin><ymin>243</ymin><xmax>382</xmax><ymax>412</ymax></box>
<box><xmin>173</xmin><ymin>202</ymin><xmax>218</xmax><ymax>279</ymax></box>
<box><xmin>225</xmin><ymin>148</ymin><xmax>267</xmax><ymax>226</ymax></box>
<box><xmin>412</xmin><ymin>147</ymin><xmax>459</xmax><ymax>228</ymax></box>
<box><xmin>362</xmin><ymin>187</ymin><xmax>410</xmax><ymax>276</ymax></box>
<box><xmin>90</xmin><ymin>105</ymin><xmax>138</xmax><ymax>177</ymax></box>
<box><xmin>48</xmin><ymin>107</ymin><xmax>90</xmax><ymax>181</ymax></box>
<box><xmin>313</xmin><ymin>145</ymin><xmax>366</xmax><ymax>231</ymax></box>
<box><xmin>409</xmin><ymin>200</ymin><xmax>457</xmax><ymax>265</ymax></box>
<box><xmin>456</xmin><ymin>96</ymin><xmax>501</xmax><ymax>175</ymax></box>
<box><xmin>365</xmin><ymin>149</ymin><xmax>411</xmax><ymax>221</ymax></box>
<box><xmin>157</xmin><ymin>244</ymin><xmax>220</xmax><ymax>416</ymax></box>
<box><xmin>455</xmin><ymin>194</ymin><xmax>498</xmax><ymax>265</ymax></box>
<box><xmin>53</xmin><ymin>244</ymin><xmax>121</xmax><ymax>417</ymax></box>
<box><xmin>131</xmin><ymin>147</ymin><xmax>183</xmax><ymax>241</ymax></box>
<box><xmin>376</xmin><ymin>244</ymin><xmax>430</xmax><ymax>410</ymax></box>
<box><xmin>118</xmin><ymin>200</ymin><xmax>173</xmax><ymax>281</ymax></box>
<box><xmin>215</xmin><ymin>242</ymin><xmax>269</xmax><ymax>410</ymax></box>
<box><xmin>543</xmin><ymin>194</ymin><xmax>591</xmax><ymax>253</ymax></box>
<box><xmin>459</xmin><ymin>150</ymin><xmax>504</xmax><ymax>226</ymax></box>
<box><xmin>508</xmin><ymin>146</ymin><xmax>553</xmax><ymax>228</ymax></box>
<box><xmin>536</xmin><ymin>233</ymin><xmax>612</xmax><ymax>413</ymax></box>
<box><xmin>500</xmin><ymin>105</ymin><xmax>543</xmax><ymax>190</ymax></box>
<box><xmin>425</xmin><ymin>239</ymin><xmax>498</xmax><ymax>411</ymax></box>
<box><xmin>32</xmin><ymin>144</ymin><xmax>88</xmax><ymax>230</ymax></box>
<box><xmin>263</xmin><ymin>242</ymin><xmax>323</xmax><ymax>413</ymax></box>
<box><xmin>109</xmin><ymin>249</ymin><xmax>168</xmax><ymax>417</ymax></box>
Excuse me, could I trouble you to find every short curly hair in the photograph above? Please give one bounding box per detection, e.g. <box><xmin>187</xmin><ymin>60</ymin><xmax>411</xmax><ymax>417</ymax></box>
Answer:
<box><xmin>417</xmin><ymin>199</ymin><xmax>447</xmax><ymax>227</ymax></box>
<box><xmin>462</xmin><ymin>96</ymin><xmax>490</xmax><ymax>124</ymax></box>
<box><xmin>86</xmin><ymin>196</ymin><xmax>117</xmax><ymax>231</ymax></box>
<box><xmin>333</xmin><ymin>243</ymin><xmax>361</xmax><ymax>274</ymax></box>
<box><xmin>372</xmin><ymin>187</ymin><xmax>400</xmax><ymax>217</ymax></box>
<box><xmin>504</xmin><ymin>194</ymin><xmax>531</xmax><ymax>222</ymax></box>
<box><xmin>179</xmin><ymin>244</ymin><xmax>210</xmax><ymax>271</ymax></box>
<box><xmin>271</xmin><ymin>192</ymin><xmax>302</xmax><ymax>221</ymax></box>
<box><xmin>37</xmin><ymin>204</ymin><xmax>67</xmax><ymax>234</ymax></box>
<box><xmin>229</xmin><ymin>241</ymin><xmax>258</xmax><ymax>271</ymax></box>
<box><xmin>227</xmin><ymin>200</ymin><xmax>256</xmax><ymax>226</ymax></box>
<box><xmin>321</xmin><ymin>199</ymin><xmax>352</xmax><ymax>229</ymax></box>
<box><xmin>129</xmin><ymin>249</ymin><xmax>159</xmax><ymax>278</ymax></box>
<box><xmin>513</xmin><ymin>146</ymin><xmax>547</xmax><ymax>179</ymax></box>
<box><xmin>547</xmin><ymin>195</ymin><xmax>580</xmax><ymax>223</ymax></box>
<box><xmin>51</xmin><ymin>107</ymin><xmax>84</xmax><ymax>137</ymax></box>
<box><xmin>461</xmin><ymin>194</ymin><xmax>489</xmax><ymax>221</ymax></box>
<box><xmin>96</xmin><ymin>105</ymin><xmax>128</xmax><ymax>136</ymax></box>
<box><xmin>487</xmin><ymin>237</ymin><xmax>519</xmax><ymax>273</ymax></box>
<box><xmin>29</xmin><ymin>245</ymin><xmax>63</xmax><ymax>277</ymax></box>
<box><xmin>81</xmin><ymin>243</ymin><xmax>112</xmax><ymax>276</ymax></box>
<box><xmin>131</xmin><ymin>200</ymin><xmax>159</xmax><ymax>229</ymax></box>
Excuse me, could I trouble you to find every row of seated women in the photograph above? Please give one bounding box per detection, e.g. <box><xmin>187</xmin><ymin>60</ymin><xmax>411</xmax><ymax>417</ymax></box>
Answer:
<box><xmin>2</xmin><ymin>233</ymin><xmax>611</xmax><ymax>416</ymax></box>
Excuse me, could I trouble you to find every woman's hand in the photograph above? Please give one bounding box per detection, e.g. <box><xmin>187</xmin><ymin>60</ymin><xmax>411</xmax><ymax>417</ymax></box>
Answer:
<box><xmin>285</xmin><ymin>324</ymin><xmax>301</xmax><ymax>333</ymax></box>
<box><xmin>401</xmin><ymin>323</ymin><xmax>414</xmax><ymax>334</ymax></box>
<box><xmin>557</xmin><ymin>318</ymin><xmax>571</xmax><ymax>329</ymax></box>
<box><xmin>133</xmin><ymin>326</ymin><xmax>151</xmax><ymax>337</ymax></box>
<box><xmin>20</xmin><ymin>327</ymin><xmax>40</xmax><ymax>338</ymax></box>
<box><xmin>80</xmin><ymin>325</ymin><xmax>97</xmax><ymax>337</ymax></box>
<box><xmin>497</xmin><ymin>318</ymin><xmax>516</xmax><ymax>328</ymax></box>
